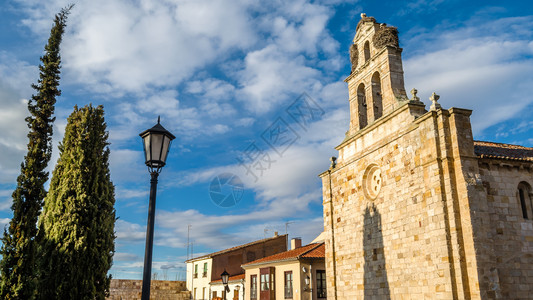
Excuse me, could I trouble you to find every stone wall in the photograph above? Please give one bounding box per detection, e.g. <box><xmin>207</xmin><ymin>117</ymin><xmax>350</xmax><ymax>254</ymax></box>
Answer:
<box><xmin>478</xmin><ymin>160</ymin><xmax>533</xmax><ymax>299</ymax></box>
<box><xmin>107</xmin><ymin>279</ymin><xmax>190</xmax><ymax>300</ymax></box>
<box><xmin>321</xmin><ymin>102</ymin><xmax>495</xmax><ymax>299</ymax></box>
<box><xmin>321</xmin><ymin>13</ymin><xmax>533</xmax><ymax>300</ymax></box>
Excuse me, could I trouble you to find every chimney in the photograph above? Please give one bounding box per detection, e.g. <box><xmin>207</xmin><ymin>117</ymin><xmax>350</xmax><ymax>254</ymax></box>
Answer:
<box><xmin>291</xmin><ymin>238</ymin><xmax>302</xmax><ymax>250</ymax></box>
<box><xmin>274</xmin><ymin>231</ymin><xmax>278</xmax><ymax>237</ymax></box>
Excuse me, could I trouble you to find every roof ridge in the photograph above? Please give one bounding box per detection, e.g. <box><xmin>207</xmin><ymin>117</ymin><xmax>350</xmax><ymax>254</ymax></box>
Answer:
<box><xmin>474</xmin><ymin>140</ymin><xmax>533</xmax><ymax>149</ymax></box>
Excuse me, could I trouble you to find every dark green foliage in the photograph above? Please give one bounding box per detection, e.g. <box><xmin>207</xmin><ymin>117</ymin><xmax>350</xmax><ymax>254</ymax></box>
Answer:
<box><xmin>38</xmin><ymin>105</ymin><xmax>116</xmax><ymax>300</ymax></box>
<box><xmin>0</xmin><ymin>6</ymin><xmax>71</xmax><ymax>299</ymax></box>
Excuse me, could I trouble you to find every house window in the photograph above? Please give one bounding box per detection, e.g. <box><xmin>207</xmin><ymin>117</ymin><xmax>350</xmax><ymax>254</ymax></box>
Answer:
<box><xmin>250</xmin><ymin>275</ymin><xmax>258</xmax><ymax>299</ymax></box>
<box><xmin>194</xmin><ymin>264</ymin><xmax>198</xmax><ymax>278</ymax></box>
<box><xmin>284</xmin><ymin>271</ymin><xmax>293</xmax><ymax>298</ymax></box>
<box><xmin>316</xmin><ymin>270</ymin><xmax>326</xmax><ymax>298</ymax></box>
<box><xmin>213</xmin><ymin>291</ymin><xmax>217</xmax><ymax>299</ymax></box>
<box><xmin>203</xmin><ymin>262</ymin><xmax>208</xmax><ymax>277</ymax></box>
<box><xmin>260</xmin><ymin>273</ymin><xmax>269</xmax><ymax>291</ymax></box>
<box><xmin>202</xmin><ymin>287</ymin><xmax>205</xmax><ymax>300</ymax></box>
<box><xmin>194</xmin><ymin>288</ymin><xmax>197</xmax><ymax>300</ymax></box>
<box><xmin>518</xmin><ymin>182</ymin><xmax>532</xmax><ymax>219</ymax></box>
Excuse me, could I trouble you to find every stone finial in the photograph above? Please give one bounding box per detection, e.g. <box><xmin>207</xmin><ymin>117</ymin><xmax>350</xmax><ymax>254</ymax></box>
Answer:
<box><xmin>430</xmin><ymin>92</ymin><xmax>441</xmax><ymax>110</ymax></box>
<box><xmin>410</xmin><ymin>88</ymin><xmax>420</xmax><ymax>102</ymax></box>
<box><xmin>330</xmin><ymin>156</ymin><xmax>337</xmax><ymax>169</ymax></box>
<box><xmin>361</xmin><ymin>13</ymin><xmax>366</xmax><ymax>18</ymax></box>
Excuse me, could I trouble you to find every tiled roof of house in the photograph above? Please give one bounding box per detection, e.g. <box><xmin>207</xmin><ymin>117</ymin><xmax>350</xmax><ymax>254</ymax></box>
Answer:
<box><xmin>185</xmin><ymin>234</ymin><xmax>287</xmax><ymax>263</ymax></box>
<box><xmin>242</xmin><ymin>243</ymin><xmax>324</xmax><ymax>267</ymax></box>
<box><xmin>301</xmin><ymin>243</ymin><xmax>325</xmax><ymax>259</ymax></box>
<box><xmin>210</xmin><ymin>273</ymin><xmax>245</xmax><ymax>284</ymax></box>
<box><xmin>474</xmin><ymin>141</ymin><xmax>533</xmax><ymax>162</ymax></box>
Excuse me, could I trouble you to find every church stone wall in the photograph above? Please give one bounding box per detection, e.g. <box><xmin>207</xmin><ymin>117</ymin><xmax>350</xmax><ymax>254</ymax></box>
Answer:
<box><xmin>321</xmin><ymin>14</ymin><xmax>533</xmax><ymax>299</ymax></box>
<box><xmin>477</xmin><ymin>161</ymin><xmax>533</xmax><ymax>299</ymax></box>
<box><xmin>322</xmin><ymin>103</ymin><xmax>485</xmax><ymax>299</ymax></box>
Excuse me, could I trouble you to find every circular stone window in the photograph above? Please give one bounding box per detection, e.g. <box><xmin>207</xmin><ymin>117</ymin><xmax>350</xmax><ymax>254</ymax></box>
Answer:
<box><xmin>363</xmin><ymin>164</ymin><xmax>382</xmax><ymax>199</ymax></box>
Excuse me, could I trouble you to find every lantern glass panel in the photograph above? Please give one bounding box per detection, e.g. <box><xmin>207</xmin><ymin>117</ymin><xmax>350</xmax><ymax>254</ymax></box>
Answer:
<box><xmin>221</xmin><ymin>270</ymin><xmax>229</xmax><ymax>285</ymax></box>
<box><xmin>150</xmin><ymin>133</ymin><xmax>164</xmax><ymax>164</ymax></box>
<box><xmin>160</xmin><ymin>136</ymin><xmax>170</xmax><ymax>164</ymax></box>
<box><xmin>143</xmin><ymin>134</ymin><xmax>151</xmax><ymax>163</ymax></box>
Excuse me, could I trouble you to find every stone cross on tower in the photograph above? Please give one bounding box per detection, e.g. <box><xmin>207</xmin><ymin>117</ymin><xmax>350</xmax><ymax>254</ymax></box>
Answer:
<box><xmin>429</xmin><ymin>92</ymin><xmax>441</xmax><ymax>110</ymax></box>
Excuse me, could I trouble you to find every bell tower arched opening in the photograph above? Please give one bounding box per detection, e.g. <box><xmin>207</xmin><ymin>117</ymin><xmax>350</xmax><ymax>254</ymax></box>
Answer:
<box><xmin>357</xmin><ymin>83</ymin><xmax>367</xmax><ymax>129</ymax></box>
<box><xmin>364</xmin><ymin>41</ymin><xmax>370</xmax><ymax>62</ymax></box>
<box><xmin>371</xmin><ymin>72</ymin><xmax>383</xmax><ymax>120</ymax></box>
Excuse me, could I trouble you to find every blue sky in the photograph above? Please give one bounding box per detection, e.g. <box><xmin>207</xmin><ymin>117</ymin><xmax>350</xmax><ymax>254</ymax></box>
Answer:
<box><xmin>0</xmin><ymin>0</ymin><xmax>532</xmax><ymax>280</ymax></box>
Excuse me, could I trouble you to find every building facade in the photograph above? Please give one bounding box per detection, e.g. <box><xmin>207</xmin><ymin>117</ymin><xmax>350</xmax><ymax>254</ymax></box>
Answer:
<box><xmin>186</xmin><ymin>234</ymin><xmax>287</xmax><ymax>300</ymax></box>
<box><xmin>242</xmin><ymin>239</ymin><xmax>326</xmax><ymax>300</ymax></box>
<box><xmin>319</xmin><ymin>14</ymin><xmax>533</xmax><ymax>299</ymax></box>
<box><xmin>210</xmin><ymin>274</ymin><xmax>245</xmax><ymax>300</ymax></box>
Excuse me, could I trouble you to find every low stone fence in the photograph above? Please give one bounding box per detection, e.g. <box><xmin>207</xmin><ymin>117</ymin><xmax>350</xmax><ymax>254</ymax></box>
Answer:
<box><xmin>107</xmin><ymin>279</ymin><xmax>190</xmax><ymax>300</ymax></box>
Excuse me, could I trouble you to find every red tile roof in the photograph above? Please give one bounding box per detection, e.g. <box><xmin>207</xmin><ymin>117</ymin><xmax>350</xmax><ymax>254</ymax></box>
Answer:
<box><xmin>185</xmin><ymin>234</ymin><xmax>287</xmax><ymax>262</ymax></box>
<box><xmin>474</xmin><ymin>141</ymin><xmax>533</xmax><ymax>162</ymax></box>
<box><xmin>211</xmin><ymin>273</ymin><xmax>245</xmax><ymax>284</ymax></box>
<box><xmin>301</xmin><ymin>243</ymin><xmax>325</xmax><ymax>259</ymax></box>
<box><xmin>242</xmin><ymin>243</ymin><xmax>324</xmax><ymax>267</ymax></box>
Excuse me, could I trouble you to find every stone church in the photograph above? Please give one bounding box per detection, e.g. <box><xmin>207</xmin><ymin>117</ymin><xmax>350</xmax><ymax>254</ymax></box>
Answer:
<box><xmin>320</xmin><ymin>14</ymin><xmax>533</xmax><ymax>299</ymax></box>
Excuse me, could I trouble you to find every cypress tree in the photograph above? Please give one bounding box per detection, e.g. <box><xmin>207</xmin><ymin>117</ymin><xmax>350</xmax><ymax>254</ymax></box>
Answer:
<box><xmin>0</xmin><ymin>6</ymin><xmax>71</xmax><ymax>299</ymax></box>
<box><xmin>38</xmin><ymin>104</ymin><xmax>116</xmax><ymax>300</ymax></box>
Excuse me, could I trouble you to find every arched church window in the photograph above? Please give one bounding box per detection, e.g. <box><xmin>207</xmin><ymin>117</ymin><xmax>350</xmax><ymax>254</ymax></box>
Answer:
<box><xmin>518</xmin><ymin>182</ymin><xmax>532</xmax><ymax>219</ymax></box>
<box><xmin>371</xmin><ymin>72</ymin><xmax>382</xmax><ymax>120</ymax></box>
<box><xmin>357</xmin><ymin>83</ymin><xmax>367</xmax><ymax>129</ymax></box>
<box><xmin>364</xmin><ymin>41</ymin><xmax>371</xmax><ymax>62</ymax></box>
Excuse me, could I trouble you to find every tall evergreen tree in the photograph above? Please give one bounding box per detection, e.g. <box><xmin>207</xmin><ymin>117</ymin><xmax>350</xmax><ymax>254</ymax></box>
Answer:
<box><xmin>38</xmin><ymin>105</ymin><xmax>116</xmax><ymax>300</ymax></box>
<box><xmin>0</xmin><ymin>6</ymin><xmax>71</xmax><ymax>299</ymax></box>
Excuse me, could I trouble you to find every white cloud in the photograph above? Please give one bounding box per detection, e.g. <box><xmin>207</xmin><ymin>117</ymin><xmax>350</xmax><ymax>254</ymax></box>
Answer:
<box><xmin>115</xmin><ymin>187</ymin><xmax>149</xmax><ymax>201</ymax></box>
<box><xmin>109</xmin><ymin>149</ymin><xmax>146</xmax><ymax>184</ymax></box>
<box><xmin>397</xmin><ymin>0</ymin><xmax>446</xmax><ymax>16</ymax></box>
<box><xmin>0</xmin><ymin>198</ymin><xmax>12</xmax><ymax>212</ymax></box>
<box><xmin>56</xmin><ymin>0</ymin><xmax>258</xmax><ymax>94</ymax></box>
<box><xmin>0</xmin><ymin>218</ymin><xmax>10</xmax><ymax>230</ymax></box>
<box><xmin>236</xmin><ymin>44</ymin><xmax>323</xmax><ymax>113</ymax></box>
<box><xmin>403</xmin><ymin>16</ymin><xmax>533</xmax><ymax>135</ymax></box>
<box><xmin>114</xmin><ymin>252</ymin><xmax>141</xmax><ymax>262</ymax></box>
<box><xmin>115</xmin><ymin>219</ymin><xmax>145</xmax><ymax>244</ymax></box>
<box><xmin>0</xmin><ymin>53</ymin><xmax>36</xmax><ymax>183</ymax></box>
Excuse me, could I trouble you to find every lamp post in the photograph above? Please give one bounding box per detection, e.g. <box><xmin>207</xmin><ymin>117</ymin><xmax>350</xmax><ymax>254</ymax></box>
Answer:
<box><xmin>221</xmin><ymin>270</ymin><xmax>229</xmax><ymax>300</ymax></box>
<box><xmin>139</xmin><ymin>117</ymin><xmax>176</xmax><ymax>300</ymax></box>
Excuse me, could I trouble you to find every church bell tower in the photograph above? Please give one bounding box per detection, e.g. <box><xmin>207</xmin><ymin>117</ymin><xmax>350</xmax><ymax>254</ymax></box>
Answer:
<box><xmin>345</xmin><ymin>14</ymin><xmax>410</xmax><ymax>136</ymax></box>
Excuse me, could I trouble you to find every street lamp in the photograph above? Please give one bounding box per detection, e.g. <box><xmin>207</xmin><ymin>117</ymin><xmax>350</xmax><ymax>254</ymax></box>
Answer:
<box><xmin>221</xmin><ymin>270</ymin><xmax>230</xmax><ymax>300</ymax></box>
<box><xmin>139</xmin><ymin>116</ymin><xmax>175</xmax><ymax>300</ymax></box>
